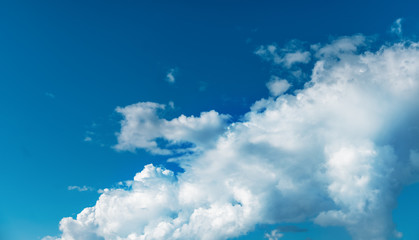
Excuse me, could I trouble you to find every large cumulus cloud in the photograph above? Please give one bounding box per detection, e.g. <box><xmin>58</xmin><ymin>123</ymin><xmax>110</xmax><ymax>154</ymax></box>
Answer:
<box><xmin>46</xmin><ymin>36</ymin><xmax>419</xmax><ymax>240</ymax></box>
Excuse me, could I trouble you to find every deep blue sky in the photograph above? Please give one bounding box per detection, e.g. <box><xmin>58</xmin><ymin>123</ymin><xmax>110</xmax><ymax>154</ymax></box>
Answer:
<box><xmin>1</xmin><ymin>1</ymin><xmax>419</xmax><ymax>239</ymax></box>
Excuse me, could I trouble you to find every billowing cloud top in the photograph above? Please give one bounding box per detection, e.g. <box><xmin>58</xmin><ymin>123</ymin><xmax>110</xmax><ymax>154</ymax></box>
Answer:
<box><xmin>46</xmin><ymin>36</ymin><xmax>419</xmax><ymax>240</ymax></box>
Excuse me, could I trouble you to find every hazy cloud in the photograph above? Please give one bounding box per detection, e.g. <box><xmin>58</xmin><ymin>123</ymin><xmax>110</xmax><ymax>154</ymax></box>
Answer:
<box><xmin>312</xmin><ymin>34</ymin><xmax>366</xmax><ymax>59</ymax></box>
<box><xmin>255</xmin><ymin>43</ymin><xmax>311</xmax><ymax>68</ymax></box>
<box><xmin>45</xmin><ymin>92</ymin><xmax>55</xmax><ymax>99</ymax></box>
<box><xmin>265</xmin><ymin>230</ymin><xmax>283</xmax><ymax>240</ymax></box>
<box><xmin>266</xmin><ymin>76</ymin><xmax>291</xmax><ymax>96</ymax></box>
<box><xmin>68</xmin><ymin>186</ymin><xmax>95</xmax><ymax>192</ymax></box>
<box><xmin>166</xmin><ymin>68</ymin><xmax>177</xmax><ymax>83</ymax></box>
<box><xmin>391</xmin><ymin>18</ymin><xmax>403</xmax><ymax>37</ymax></box>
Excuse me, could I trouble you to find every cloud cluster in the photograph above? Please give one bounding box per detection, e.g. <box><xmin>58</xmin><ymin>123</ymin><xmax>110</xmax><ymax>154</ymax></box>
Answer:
<box><xmin>48</xmin><ymin>36</ymin><xmax>419</xmax><ymax>240</ymax></box>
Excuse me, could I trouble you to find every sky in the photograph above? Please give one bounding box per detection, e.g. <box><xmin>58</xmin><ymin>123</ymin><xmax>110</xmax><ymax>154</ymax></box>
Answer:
<box><xmin>1</xmin><ymin>1</ymin><xmax>419</xmax><ymax>240</ymax></box>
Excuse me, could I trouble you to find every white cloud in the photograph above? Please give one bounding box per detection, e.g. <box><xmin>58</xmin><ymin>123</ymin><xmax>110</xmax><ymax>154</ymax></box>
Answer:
<box><xmin>255</xmin><ymin>42</ymin><xmax>311</xmax><ymax>68</ymax></box>
<box><xmin>266</xmin><ymin>76</ymin><xmax>291</xmax><ymax>96</ymax></box>
<box><xmin>391</xmin><ymin>18</ymin><xmax>403</xmax><ymax>37</ymax></box>
<box><xmin>84</xmin><ymin>136</ymin><xmax>92</xmax><ymax>142</ymax></box>
<box><xmin>166</xmin><ymin>68</ymin><xmax>177</xmax><ymax>83</ymax></box>
<box><xmin>114</xmin><ymin>102</ymin><xmax>231</xmax><ymax>155</ymax></box>
<box><xmin>265</xmin><ymin>229</ymin><xmax>283</xmax><ymax>240</ymax></box>
<box><xmin>49</xmin><ymin>37</ymin><xmax>419</xmax><ymax>240</ymax></box>
<box><xmin>394</xmin><ymin>230</ymin><xmax>403</xmax><ymax>239</ymax></box>
<box><xmin>313</xmin><ymin>34</ymin><xmax>366</xmax><ymax>59</ymax></box>
<box><xmin>68</xmin><ymin>186</ymin><xmax>95</xmax><ymax>192</ymax></box>
<box><xmin>283</xmin><ymin>51</ymin><xmax>311</xmax><ymax>68</ymax></box>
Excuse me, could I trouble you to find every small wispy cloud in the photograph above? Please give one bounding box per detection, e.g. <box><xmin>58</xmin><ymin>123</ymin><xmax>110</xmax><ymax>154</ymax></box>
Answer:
<box><xmin>168</xmin><ymin>101</ymin><xmax>175</xmax><ymax>109</ymax></box>
<box><xmin>45</xmin><ymin>92</ymin><xmax>55</xmax><ymax>99</ymax></box>
<box><xmin>67</xmin><ymin>185</ymin><xmax>94</xmax><ymax>192</ymax></box>
<box><xmin>255</xmin><ymin>40</ymin><xmax>311</xmax><ymax>68</ymax></box>
<box><xmin>166</xmin><ymin>68</ymin><xmax>177</xmax><ymax>83</ymax></box>
<box><xmin>264</xmin><ymin>225</ymin><xmax>307</xmax><ymax>240</ymax></box>
<box><xmin>391</xmin><ymin>18</ymin><xmax>403</xmax><ymax>37</ymax></box>
<box><xmin>84</xmin><ymin>136</ymin><xmax>92</xmax><ymax>142</ymax></box>
<box><xmin>265</xmin><ymin>229</ymin><xmax>284</xmax><ymax>240</ymax></box>
<box><xmin>84</xmin><ymin>130</ymin><xmax>94</xmax><ymax>142</ymax></box>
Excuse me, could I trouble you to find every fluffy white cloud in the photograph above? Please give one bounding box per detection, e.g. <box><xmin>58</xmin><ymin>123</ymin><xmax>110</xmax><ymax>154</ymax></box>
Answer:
<box><xmin>266</xmin><ymin>76</ymin><xmax>291</xmax><ymax>96</ymax></box>
<box><xmin>114</xmin><ymin>102</ymin><xmax>231</xmax><ymax>155</ymax></box>
<box><xmin>49</xmin><ymin>37</ymin><xmax>419</xmax><ymax>240</ymax></box>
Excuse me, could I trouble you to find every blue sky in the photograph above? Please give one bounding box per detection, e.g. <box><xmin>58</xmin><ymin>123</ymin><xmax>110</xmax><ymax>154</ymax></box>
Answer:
<box><xmin>1</xmin><ymin>1</ymin><xmax>419</xmax><ymax>240</ymax></box>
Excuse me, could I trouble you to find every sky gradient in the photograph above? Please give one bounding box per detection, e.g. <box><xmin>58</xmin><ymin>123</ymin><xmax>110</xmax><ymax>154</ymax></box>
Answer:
<box><xmin>1</xmin><ymin>1</ymin><xmax>419</xmax><ymax>240</ymax></box>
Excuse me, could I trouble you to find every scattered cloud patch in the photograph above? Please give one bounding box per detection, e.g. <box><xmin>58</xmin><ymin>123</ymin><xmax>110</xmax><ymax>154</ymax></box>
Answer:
<box><xmin>84</xmin><ymin>136</ymin><xmax>92</xmax><ymax>142</ymax></box>
<box><xmin>255</xmin><ymin>40</ymin><xmax>311</xmax><ymax>68</ymax></box>
<box><xmin>96</xmin><ymin>188</ymin><xmax>109</xmax><ymax>194</ymax></box>
<box><xmin>312</xmin><ymin>34</ymin><xmax>366</xmax><ymax>59</ymax></box>
<box><xmin>266</xmin><ymin>76</ymin><xmax>291</xmax><ymax>96</ymax></box>
<box><xmin>265</xmin><ymin>229</ymin><xmax>284</xmax><ymax>240</ymax></box>
<box><xmin>83</xmin><ymin>131</ymin><xmax>95</xmax><ymax>142</ymax></box>
<box><xmin>48</xmin><ymin>37</ymin><xmax>419</xmax><ymax>240</ymax></box>
<box><xmin>166</xmin><ymin>68</ymin><xmax>177</xmax><ymax>83</ymax></box>
<box><xmin>391</xmin><ymin>18</ymin><xmax>403</xmax><ymax>37</ymax></box>
<box><xmin>283</xmin><ymin>51</ymin><xmax>311</xmax><ymax>68</ymax></box>
<box><xmin>68</xmin><ymin>186</ymin><xmax>95</xmax><ymax>192</ymax></box>
<box><xmin>168</xmin><ymin>101</ymin><xmax>175</xmax><ymax>109</ymax></box>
